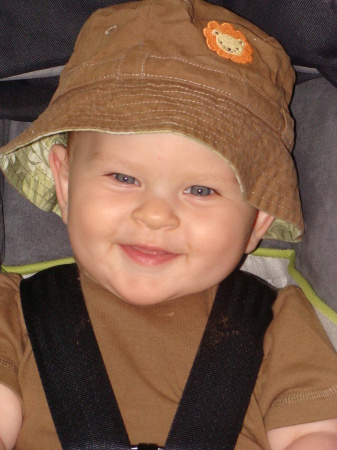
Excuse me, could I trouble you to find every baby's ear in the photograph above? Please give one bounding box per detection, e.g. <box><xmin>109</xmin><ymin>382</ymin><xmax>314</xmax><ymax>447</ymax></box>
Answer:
<box><xmin>245</xmin><ymin>211</ymin><xmax>275</xmax><ymax>254</ymax></box>
<box><xmin>49</xmin><ymin>144</ymin><xmax>70</xmax><ymax>225</ymax></box>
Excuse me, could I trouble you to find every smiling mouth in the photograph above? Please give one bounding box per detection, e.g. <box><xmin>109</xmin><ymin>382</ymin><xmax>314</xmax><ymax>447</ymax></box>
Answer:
<box><xmin>120</xmin><ymin>244</ymin><xmax>178</xmax><ymax>266</ymax></box>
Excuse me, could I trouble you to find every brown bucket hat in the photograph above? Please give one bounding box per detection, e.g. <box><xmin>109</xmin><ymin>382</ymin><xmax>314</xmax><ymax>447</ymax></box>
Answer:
<box><xmin>0</xmin><ymin>0</ymin><xmax>303</xmax><ymax>242</ymax></box>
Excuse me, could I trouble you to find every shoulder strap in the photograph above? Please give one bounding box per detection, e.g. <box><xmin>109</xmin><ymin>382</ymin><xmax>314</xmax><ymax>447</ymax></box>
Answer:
<box><xmin>20</xmin><ymin>264</ymin><xmax>131</xmax><ymax>450</ymax></box>
<box><xmin>165</xmin><ymin>269</ymin><xmax>277</xmax><ymax>450</ymax></box>
<box><xmin>21</xmin><ymin>264</ymin><xmax>277</xmax><ymax>450</ymax></box>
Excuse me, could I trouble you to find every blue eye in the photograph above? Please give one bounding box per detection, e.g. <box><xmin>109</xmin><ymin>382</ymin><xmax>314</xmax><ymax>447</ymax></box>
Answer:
<box><xmin>185</xmin><ymin>185</ymin><xmax>214</xmax><ymax>196</ymax></box>
<box><xmin>113</xmin><ymin>173</ymin><xmax>138</xmax><ymax>185</ymax></box>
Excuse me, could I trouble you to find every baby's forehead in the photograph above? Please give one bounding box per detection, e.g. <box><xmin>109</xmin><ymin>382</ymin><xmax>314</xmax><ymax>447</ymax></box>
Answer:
<box><xmin>73</xmin><ymin>130</ymin><xmax>239</xmax><ymax>179</ymax></box>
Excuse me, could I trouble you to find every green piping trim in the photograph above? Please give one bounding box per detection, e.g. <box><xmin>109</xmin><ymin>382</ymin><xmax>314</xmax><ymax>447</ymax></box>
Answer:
<box><xmin>1</xmin><ymin>258</ymin><xmax>75</xmax><ymax>275</ymax></box>
<box><xmin>252</xmin><ymin>248</ymin><xmax>337</xmax><ymax>325</ymax></box>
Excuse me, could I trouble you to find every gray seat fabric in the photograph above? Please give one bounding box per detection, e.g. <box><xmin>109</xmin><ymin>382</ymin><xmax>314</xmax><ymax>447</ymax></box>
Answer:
<box><xmin>0</xmin><ymin>119</ymin><xmax>71</xmax><ymax>266</ymax></box>
<box><xmin>290</xmin><ymin>77</ymin><xmax>337</xmax><ymax>311</ymax></box>
<box><xmin>260</xmin><ymin>77</ymin><xmax>337</xmax><ymax>314</ymax></box>
<box><xmin>1</xmin><ymin>179</ymin><xmax>72</xmax><ymax>266</ymax></box>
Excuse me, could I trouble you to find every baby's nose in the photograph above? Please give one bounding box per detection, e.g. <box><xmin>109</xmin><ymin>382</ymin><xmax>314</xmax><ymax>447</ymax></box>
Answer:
<box><xmin>131</xmin><ymin>197</ymin><xmax>180</xmax><ymax>230</ymax></box>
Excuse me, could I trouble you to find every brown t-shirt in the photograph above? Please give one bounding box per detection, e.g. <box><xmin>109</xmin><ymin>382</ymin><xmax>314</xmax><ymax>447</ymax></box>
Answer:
<box><xmin>0</xmin><ymin>269</ymin><xmax>337</xmax><ymax>449</ymax></box>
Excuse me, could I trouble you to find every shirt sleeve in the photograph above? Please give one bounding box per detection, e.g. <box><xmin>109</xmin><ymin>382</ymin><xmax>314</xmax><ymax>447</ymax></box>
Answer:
<box><xmin>256</xmin><ymin>285</ymin><xmax>337</xmax><ymax>431</ymax></box>
<box><xmin>0</xmin><ymin>272</ymin><xmax>26</xmax><ymax>402</ymax></box>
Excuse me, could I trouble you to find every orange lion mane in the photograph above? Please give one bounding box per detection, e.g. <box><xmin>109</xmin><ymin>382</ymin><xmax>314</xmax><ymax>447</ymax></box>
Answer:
<box><xmin>203</xmin><ymin>21</ymin><xmax>253</xmax><ymax>64</ymax></box>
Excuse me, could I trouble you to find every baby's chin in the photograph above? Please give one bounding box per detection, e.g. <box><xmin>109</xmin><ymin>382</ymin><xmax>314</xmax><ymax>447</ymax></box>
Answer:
<box><xmin>78</xmin><ymin>266</ymin><xmax>179</xmax><ymax>306</ymax></box>
<box><xmin>103</xmin><ymin>283</ymin><xmax>182</xmax><ymax>307</ymax></box>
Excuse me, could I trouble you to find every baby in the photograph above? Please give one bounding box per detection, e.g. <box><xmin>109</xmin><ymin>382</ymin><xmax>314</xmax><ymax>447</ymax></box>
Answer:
<box><xmin>0</xmin><ymin>1</ymin><xmax>336</xmax><ymax>449</ymax></box>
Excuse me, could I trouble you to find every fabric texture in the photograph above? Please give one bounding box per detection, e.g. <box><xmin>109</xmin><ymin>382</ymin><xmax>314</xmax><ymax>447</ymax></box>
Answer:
<box><xmin>0</xmin><ymin>79</ymin><xmax>60</xmax><ymax>122</ymax></box>
<box><xmin>258</xmin><ymin>76</ymin><xmax>337</xmax><ymax>314</ymax></box>
<box><xmin>0</xmin><ymin>1</ymin><xmax>135</xmax><ymax>122</ymax></box>
<box><xmin>0</xmin><ymin>0</ymin><xmax>303</xmax><ymax>242</ymax></box>
<box><xmin>213</xmin><ymin>0</ymin><xmax>337</xmax><ymax>87</ymax></box>
<box><xmin>1</xmin><ymin>0</ymin><xmax>336</xmax><ymax>123</ymax></box>
<box><xmin>0</xmin><ymin>269</ymin><xmax>337</xmax><ymax>449</ymax></box>
<box><xmin>0</xmin><ymin>0</ymin><xmax>135</xmax><ymax>80</ymax></box>
<box><xmin>1</xmin><ymin>179</ymin><xmax>72</xmax><ymax>266</ymax></box>
<box><xmin>0</xmin><ymin>120</ymin><xmax>71</xmax><ymax>266</ymax></box>
<box><xmin>289</xmin><ymin>77</ymin><xmax>337</xmax><ymax>309</ymax></box>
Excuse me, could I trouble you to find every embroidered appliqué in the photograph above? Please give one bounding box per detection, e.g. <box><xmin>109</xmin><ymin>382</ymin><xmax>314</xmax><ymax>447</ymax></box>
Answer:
<box><xmin>203</xmin><ymin>21</ymin><xmax>253</xmax><ymax>64</ymax></box>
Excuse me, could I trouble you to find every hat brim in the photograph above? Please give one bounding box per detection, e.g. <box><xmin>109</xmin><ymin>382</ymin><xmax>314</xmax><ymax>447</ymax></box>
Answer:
<box><xmin>0</xmin><ymin>77</ymin><xmax>303</xmax><ymax>242</ymax></box>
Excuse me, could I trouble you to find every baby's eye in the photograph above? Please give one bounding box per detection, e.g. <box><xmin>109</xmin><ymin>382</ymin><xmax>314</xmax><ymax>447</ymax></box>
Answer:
<box><xmin>112</xmin><ymin>173</ymin><xmax>139</xmax><ymax>185</ymax></box>
<box><xmin>185</xmin><ymin>185</ymin><xmax>215</xmax><ymax>196</ymax></box>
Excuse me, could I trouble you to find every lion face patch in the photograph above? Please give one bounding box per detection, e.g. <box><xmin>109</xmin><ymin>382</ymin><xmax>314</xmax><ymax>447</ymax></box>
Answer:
<box><xmin>203</xmin><ymin>21</ymin><xmax>253</xmax><ymax>64</ymax></box>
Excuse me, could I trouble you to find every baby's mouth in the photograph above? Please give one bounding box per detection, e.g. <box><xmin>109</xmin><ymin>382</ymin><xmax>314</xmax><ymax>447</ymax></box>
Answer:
<box><xmin>120</xmin><ymin>244</ymin><xmax>178</xmax><ymax>266</ymax></box>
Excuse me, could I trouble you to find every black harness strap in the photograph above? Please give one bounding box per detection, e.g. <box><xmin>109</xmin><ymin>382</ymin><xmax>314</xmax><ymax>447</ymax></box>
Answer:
<box><xmin>165</xmin><ymin>269</ymin><xmax>276</xmax><ymax>450</ymax></box>
<box><xmin>20</xmin><ymin>264</ymin><xmax>277</xmax><ymax>450</ymax></box>
<box><xmin>21</xmin><ymin>264</ymin><xmax>130</xmax><ymax>450</ymax></box>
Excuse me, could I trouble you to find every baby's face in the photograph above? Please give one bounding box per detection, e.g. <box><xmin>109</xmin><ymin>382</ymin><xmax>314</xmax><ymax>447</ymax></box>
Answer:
<box><xmin>61</xmin><ymin>132</ymin><xmax>258</xmax><ymax>305</ymax></box>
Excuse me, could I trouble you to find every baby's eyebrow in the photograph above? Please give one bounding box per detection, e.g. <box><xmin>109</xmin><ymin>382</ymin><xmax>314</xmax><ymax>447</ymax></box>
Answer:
<box><xmin>86</xmin><ymin>148</ymin><xmax>117</xmax><ymax>163</ymax></box>
<box><xmin>86</xmin><ymin>149</ymin><xmax>138</xmax><ymax>169</ymax></box>
<box><xmin>203</xmin><ymin>173</ymin><xmax>239</xmax><ymax>186</ymax></box>
<box><xmin>86</xmin><ymin>149</ymin><xmax>108</xmax><ymax>162</ymax></box>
